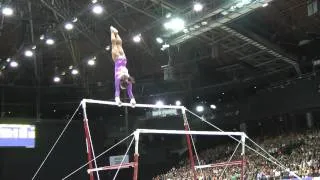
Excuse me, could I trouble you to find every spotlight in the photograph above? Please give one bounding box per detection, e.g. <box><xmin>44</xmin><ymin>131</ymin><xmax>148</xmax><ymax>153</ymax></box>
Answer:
<box><xmin>196</xmin><ymin>105</ymin><xmax>204</xmax><ymax>112</ymax></box>
<box><xmin>262</xmin><ymin>3</ymin><xmax>268</xmax><ymax>7</ymax></box>
<box><xmin>92</xmin><ymin>4</ymin><xmax>103</xmax><ymax>14</ymax></box>
<box><xmin>175</xmin><ymin>100</ymin><xmax>181</xmax><ymax>106</ymax></box>
<box><xmin>210</xmin><ymin>104</ymin><xmax>217</xmax><ymax>109</ymax></box>
<box><xmin>72</xmin><ymin>17</ymin><xmax>78</xmax><ymax>22</ymax></box>
<box><xmin>164</xmin><ymin>18</ymin><xmax>185</xmax><ymax>32</ymax></box>
<box><xmin>221</xmin><ymin>11</ymin><xmax>228</xmax><ymax>15</ymax></box>
<box><xmin>40</xmin><ymin>35</ymin><xmax>45</xmax><ymax>40</ymax></box>
<box><xmin>161</xmin><ymin>43</ymin><xmax>170</xmax><ymax>51</ymax></box>
<box><xmin>105</xmin><ymin>45</ymin><xmax>110</xmax><ymax>51</ymax></box>
<box><xmin>133</xmin><ymin>34</ymin><xmax>141</xmax><ymax>43</ymax></box>
<box><xmin>32</xmin><ymin>45</ymin><xmax>37</xmax><ymax>50</ymax></box>
<box><xmin>156</xmin><ymin>37</ymin><xmax>164</xmax><ymax>44</ymax></box>
<box><xmin>64</xmin><ymin>22</ymin><xmax>74</xmax><ymax>30</ymax></box>
<box><xmin>88</xmin><ymin>59</ymin><xmax>96</xmax><ymax>66</ymax></box>
<box><xmin>69</xmin><ymin>65</ymin><xmax>73</xmax><ymax>70</ymax></box>
<box><xmin>71</xmin><ymin>69</ymin><xmax>79</xmax><ymax>75</ymax></box>
<box><xmin>201</xmin><ymin>21</ymin><xmax>208</xmax><ymax>25</ymax></box>
<box><xmin>53</xmin><ymin>76</ymin><xmax>61</xmax><ymax>83</ymax></box>
<box><xmin>166</xmin><ymin>13</ymin><xmax>172</xmax><ymax>18</ymax></box>
<box><xmin>24</xmin><ymin>50</ymin><xmax>33</xmax><ymax>57</ymax></box>
<box><xmin>155</xmin><ymin>100</ymin><xmax>164</xmax><ymax>106</ymax></box>
<box><xmin>2</xmin><ymin>7</ymin><xmax>13</xmax><ymax>16</ymax></box>
<box><xmin>6</xmin><ymin>58</ymin><xmax>11</xmax><ymax>62</ymax></box>
<box><xmin>46</xmin><ymin>38</ymin><xmax>55</xmax><ymax>45</ymax></box>
<box><xmin>193</xmin><ymin>3</ymin><xmax>203</xmax><ymax>12</ymax></box>
<box><xmin>92</xmin><ymin>0</ymin><xmax>98</xmax><ymax>3</ymax></box>
<box><xmin>10</xmin><ymin>61</ymin><xmax>18</xmax><ymax>68</ymax></box>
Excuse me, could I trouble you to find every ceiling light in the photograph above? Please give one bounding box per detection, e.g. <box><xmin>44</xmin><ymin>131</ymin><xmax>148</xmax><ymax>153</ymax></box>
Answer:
<box><xmin>69</xmin><ymin>66</ymin><xmax>73</xmax><ymax>70</ymax></box>
<box><xmin>133</xmin><ymin>34</ymin><xmax>141</xmax><ymax>43</ymax></box>
<box><xmin>92</xmin><ymin>4</ymin><xmax>103</xmax><ymax>14</ymax></box>
<box><xmin>32</xmin><ymin>45</ymin><xmax>36</xmax><ymax>50</ymax></box>
<box><xmin>46</xmin><ymin>38</ymin><xmax>55</xmax><ymax>45</ymax></box>
<box><xmin>156</xmin><ymin>37</ymin><xmax>164</xmax><ymax>44</ymax></box>
<box><xmin>72</xmin><ymin>17</ymin><xmax>78</xmax><ymax>22</ymax></box>
<box><xmin>2</xmin><ymin>7</ymin><xmax>13</xmax><ymax>16</ymax></box>
<box><xmin>40</xmin><ymin>35</ymin><xmax>45</xmax><ymax>40</ymax></box>
<box><xmin>71</xmin><ymin>69</ymin><xmax>79</xmax><ymax>75</ymax></box>
<box><xmin>221</xmin><ymin>11</ymin><xmax>228</xmax><ymax>15</ymax></box>
<box><xmin>166</xmin><ymin>13</ymin><xmax>172</xmax><ymax>18</ymax></box>
<box><xmin>175</xmin><ymin>100</ymin><xmax>181</xmax><ymax>106</ymax></box>
<box><xmin>196</xmin><ymin>105</ymin><xmax>204</xmax><ymax>112</ymax></box>
<box><xmin>164</xmin><ymin>18</ymin><xmax>185</xmax><ymax>32</ymax></box>
<box><xmin>161</xmin><ymin>43</ymin><xmax>170</xmax><ymax>51</ymax></box>
<box><xmin>88</xmin><ymin>59</ymin><xmax>96</xmax><ymax>66</ymax></box>
<box><xmin>105</xmin><ymin>45</ymin><xmax>110</xmax><ymax>51</ymax></box>
<box><xmin>201</xmin><ymin>21</ymin><xmax>208</xmax><ymax>25</ymax></box>
<box><xmin>6</xmin><ymin>58</ymin><xmax>11</xmax><ymax>62</ymax></box>
<box><xmin>92</xmin><ymin>0</ymin><xmax>98</xmax><ymax>3</ymax></box>
<box><xmin>1</xmin><ymin>66</ymin><xmax>6</xmax><ymax>70</ymax></box>
<box><xmin>262</xmin><ymin>3</ymin><xmax>268</xmax><ymax>7</ymax></box>
<box><xmin>24</xmin><ymin>50</ymin><xmax>33</xmax><ymax>57</ymax></box>
<box><xmin>155</xmin><ymin>100</ymin><xmax>164</xmax><ymax>106</ymax></box>
<box><xmin>53</xmin><ymin>76</ymin><xmax>61</xmax><ymax>83</ymax></box>
<box><xmin>194</xmin><ymin>24</ymin><xmax>200</xmax><ymax>29</ymax></box>
<box><xmin>10</xmin><ymin>61</ymin><xmax>18</xmax><ymax>68</ymax></box>
<box><xmin>64</xmin><ymin>22</ymin><xmax>74</xmax><ymax>30</ymax></box>
<box><xmin>210</xmin><ymin>104</ymin><xmax>217</xmax><ymax>109</ymax></box>
<box><xmin>61</xmin><ymin>72</ymin><xmax>66</xmax><ymax>76</ymax></box>
<box><xmin>193</xmin><ymin>3</ymin><xmax>203</xmax><ymax>12</ymax></box>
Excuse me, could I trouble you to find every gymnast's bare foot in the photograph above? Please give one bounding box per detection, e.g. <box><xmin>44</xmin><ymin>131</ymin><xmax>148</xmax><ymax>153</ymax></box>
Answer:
<box><xmin>110</xmin><ymin>26</ymin><xmax>118</xmax><ymax>33</ymax></box>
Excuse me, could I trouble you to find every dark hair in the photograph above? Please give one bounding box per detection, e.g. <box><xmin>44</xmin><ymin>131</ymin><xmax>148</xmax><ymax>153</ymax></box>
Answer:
<box><xmin>120</xmin><ymin>75</ymin><xmax>135</xmax><ymax>89</ymax></box>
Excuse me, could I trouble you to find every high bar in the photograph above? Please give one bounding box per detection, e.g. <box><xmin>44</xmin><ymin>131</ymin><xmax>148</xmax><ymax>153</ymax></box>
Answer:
<box><xmin>82</xmin><ymin>99</ymin><xmax>185</xmax><ymax>109</ymax></box>
<box><xmin>87</xmin><ymin>162</ymin><xmax>135</xmax><ymax>173</ymax></box>
<box><xmin>136</xmin><ymin>129</ymin><xmax>245</xmax><ymax>136</ymax></box>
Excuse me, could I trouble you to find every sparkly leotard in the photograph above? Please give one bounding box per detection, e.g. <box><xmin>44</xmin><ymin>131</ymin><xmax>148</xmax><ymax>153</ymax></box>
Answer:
<box><xmin>114</xmin><ymin>56</ymin><xmax>133</xmax><ymax>99</ymax></box>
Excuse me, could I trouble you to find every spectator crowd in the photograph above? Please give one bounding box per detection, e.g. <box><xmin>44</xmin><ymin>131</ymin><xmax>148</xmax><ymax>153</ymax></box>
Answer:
<box><xmin>153</xmin><ymin>130</ymin><xmax>320</xmax><ymax>180</ymax></box>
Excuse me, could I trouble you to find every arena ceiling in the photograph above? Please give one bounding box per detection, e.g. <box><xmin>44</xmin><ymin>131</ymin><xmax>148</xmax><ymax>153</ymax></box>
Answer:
<box><xmin>0</xmin><ymin>0</ymin><xmax>320</xmax><ymax>104</ymax></box>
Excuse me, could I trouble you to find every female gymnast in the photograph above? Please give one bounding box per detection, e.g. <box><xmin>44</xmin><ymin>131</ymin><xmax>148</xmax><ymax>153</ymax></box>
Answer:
<box><xmin>110</xmin><ymin>26</ymin><xmax>136</xmax><ymax>106</ymax></box>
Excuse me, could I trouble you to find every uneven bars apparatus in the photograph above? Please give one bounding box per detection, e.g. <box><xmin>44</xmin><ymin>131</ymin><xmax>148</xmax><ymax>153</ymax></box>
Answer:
<box><xmin>80</xmin><ymin>99</ymin><xmax>247</xmax><ymax>180</ymax></box>
<box><xmin>80</xmin><ymin>99</ymin><xmax>190</xmax><ymax>180</ymax></box>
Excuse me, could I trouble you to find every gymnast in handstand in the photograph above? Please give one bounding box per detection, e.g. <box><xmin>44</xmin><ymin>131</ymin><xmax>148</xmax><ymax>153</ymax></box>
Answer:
<box><xmin>110</xmin><ymin>26</ymin><xmax>136</xmax><ymax>106</ymax></box>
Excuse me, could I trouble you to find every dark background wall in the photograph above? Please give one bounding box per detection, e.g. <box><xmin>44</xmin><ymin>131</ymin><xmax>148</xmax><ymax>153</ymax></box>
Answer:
<box><xmin>1</xmin><ymin>79</ymin><xmax>320</xmax><ymax>179</ymax></box>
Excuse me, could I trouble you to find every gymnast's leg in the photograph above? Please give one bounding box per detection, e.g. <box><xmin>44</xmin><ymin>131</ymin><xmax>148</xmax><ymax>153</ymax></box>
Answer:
<box><xmin>127</xmin><ymin>82</ymin><xmax>136</xmax><ymax>106</ymax></box>
<box><xmin>111</xmin><ymin>26</ymin><xmax>122</xmax><ymax>105</ymax></box>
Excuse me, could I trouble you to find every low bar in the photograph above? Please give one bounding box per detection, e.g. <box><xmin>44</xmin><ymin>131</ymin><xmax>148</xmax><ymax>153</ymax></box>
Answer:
<box><xmin>136</xmin><ymin>129</ymin><xmax>245</xmax><ymax>136</ymax></box>
<box><xmin>83</xmin><ymin>99</ymin><xmax>185</xmax><ymax>110</ymax></box>
<box><xmin>195</xmin><ymin>161</ymin><xmax>243</xmax><ymax>169</ymax></box>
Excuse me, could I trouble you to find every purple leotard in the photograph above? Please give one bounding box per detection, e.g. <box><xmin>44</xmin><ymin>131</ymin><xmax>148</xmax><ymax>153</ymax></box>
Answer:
<box><xmin>114</xmin><ymin>56</ymin><xmax>134</xmax><ymax>99</ymax></box>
